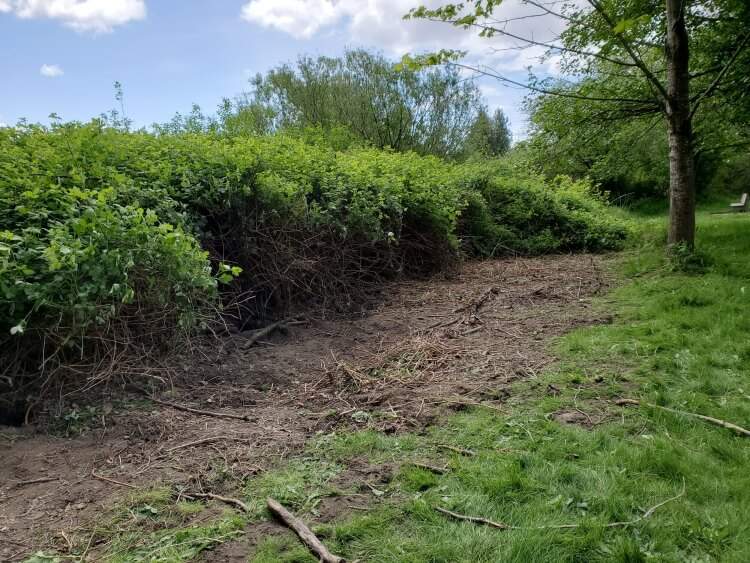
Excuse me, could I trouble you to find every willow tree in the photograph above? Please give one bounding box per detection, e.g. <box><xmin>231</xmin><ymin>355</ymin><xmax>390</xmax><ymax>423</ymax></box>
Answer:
<box><xmin>407</xmin><ymin>0</ymin><xmax>750</xmax><ymax>247</ymax></box>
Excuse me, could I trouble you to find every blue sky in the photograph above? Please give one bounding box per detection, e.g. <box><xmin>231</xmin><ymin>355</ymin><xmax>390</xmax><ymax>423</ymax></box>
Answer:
<box><xmin>0</xmin><ymin>1</ymin><xmax>565</xmax><ymax>138</ymax></box>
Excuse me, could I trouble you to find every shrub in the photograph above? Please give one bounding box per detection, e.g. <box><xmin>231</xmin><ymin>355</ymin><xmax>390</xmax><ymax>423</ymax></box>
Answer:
<box><xmin>0</xmin><ymin>121</ymin><xmax>627</xmax><ymax>405</ymax></box>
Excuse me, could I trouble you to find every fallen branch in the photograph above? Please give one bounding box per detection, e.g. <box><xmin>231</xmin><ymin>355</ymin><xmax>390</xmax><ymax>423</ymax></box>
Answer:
<box><xmin>437</xmin><ymin>444</ymin><xmax>476</xmax><ymax>457</ymax></box>
<box><xmin>615</xmin><ymin>398</ymin><xmax>750</xmax><ymax>437</ymax></box>
<box><xmin>440</xmin><ymin>398</ymin><xmax>505</xmax><ymax>413</ymax></box>
<box><xmin>435</xmin><ymin>507</ymin><xmax>510</xmax><ymax>529</ymax></box>
<box><xmin>151</xmin><ymin>398</ymin><xmax>252</xmax><ymax>422</ymax></box>
<box><xmin>91</xmin><ymin>469</ymin><xmax>136</xmax><ymax>489</ymax></box>
<box><xmin>11</xmin><ymin>476</ymin><xmax>59</xmax><ymax>488</ymax></box>
<box><xmin>454</xmin><ymin>287</ymin><xmax>499</xmax><ymax>314</ymax></box>
<box><xmin>411</xmin><ymin>462</ymin><xmax>449</xmax><ymax>474</ymax></box>
<box><xmin>186</xmin><ymin>492</ymin><xmax>250</xmax><ymax>513</ymax></box>
<box><xmin>241</xmin><ymin>318</ymin><xmax>295</xmax><ymax>348</ymax></box>
<box><xmin>267</xmin><ymin>497</ymin><xmax>345</xmax><ymax>563</ymax></box>
<box><xmin>165</xmin><ymin>435</ymin><xmax>253</xmax><ymax>453</ymax></box>
<box><xmin>436</xmin><ymin>480</ymin><xmax>685</xmax><ymax>531</ymax></box>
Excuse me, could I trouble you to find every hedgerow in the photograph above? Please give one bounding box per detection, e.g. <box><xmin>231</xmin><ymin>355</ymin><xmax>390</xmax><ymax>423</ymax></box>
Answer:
<box><xmin>0</xmin><ymin>121</ymin><xmax>628</xmax><ymax>408</ymax></box>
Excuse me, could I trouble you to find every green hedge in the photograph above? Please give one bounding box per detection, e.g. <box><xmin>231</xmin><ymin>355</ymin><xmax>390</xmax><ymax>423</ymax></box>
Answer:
<box><xmin>0</xmin><ymin>121</ymin><xmax>628</xmax><ymax>391</ymax></box>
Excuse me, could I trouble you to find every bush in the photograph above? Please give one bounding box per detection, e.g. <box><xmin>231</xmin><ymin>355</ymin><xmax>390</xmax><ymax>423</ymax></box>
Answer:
<box><xmin>456</xmin><ymin>159</ymin><xmax>629</xmax><ymax>256</ymax></box>
<box><xmin>0</xmin><ymin>121</ymin><xmax>627</xmax><ymax>403</ymax></box>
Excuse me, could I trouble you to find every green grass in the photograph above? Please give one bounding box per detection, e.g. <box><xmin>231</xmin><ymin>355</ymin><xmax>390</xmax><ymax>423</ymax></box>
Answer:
<box><xmin>26</xmin><ymin>487</ymin><xmax>244</xmax><ymax>563</ymax></box>
<box><xmin>27</xmin><ymin>211</ymin><xmax>749</xmax><ymax>562</ymax></box>
<box><xmin>249</xmin><ymin>211</ymin><xmax>750</xmax><ymax>562</ymax></box>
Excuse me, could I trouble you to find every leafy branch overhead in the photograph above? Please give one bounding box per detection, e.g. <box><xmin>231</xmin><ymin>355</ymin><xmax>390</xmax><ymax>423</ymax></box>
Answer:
<box><xmin>406</xmin><ymin>0</ymin><xmax>750</xmax><ymax>247</ymax></box>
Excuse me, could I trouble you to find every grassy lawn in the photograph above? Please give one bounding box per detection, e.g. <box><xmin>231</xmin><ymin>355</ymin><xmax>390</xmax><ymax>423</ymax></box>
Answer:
<box><xmin>248</xmin><ymin>210</ymin><xmax>750</xmax><ymax>562</ymax></box>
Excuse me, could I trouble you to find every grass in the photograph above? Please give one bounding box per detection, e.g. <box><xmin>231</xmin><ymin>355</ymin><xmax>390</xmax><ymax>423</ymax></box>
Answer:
<box><xmin>248</xmin><ymin>210</ymin><xmax>750</xmax><ymax>562</ymax></box>
<box><xmin>26</xmin><ymin>210</ymin><xmax>749</xmax><ymax>562</ymax></box>
<box><xmin>26</xmin><ymin>488</ymin><xmax>244</xmax><ymax>563</ymax></box>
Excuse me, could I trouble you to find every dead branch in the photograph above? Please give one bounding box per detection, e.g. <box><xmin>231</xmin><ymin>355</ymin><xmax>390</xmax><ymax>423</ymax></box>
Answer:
<box><xmin>615</xmin><ymin>399</ymin><xmax>750</xmax><ymax>437</ymax></box>
<box><xmin>435</xmin><ymin>507</ymin><xmax>510</xmax><ymax>529</ymax></box>
<box><xmin>165</xmin><ymin>435</ymin><xmax>254</xmax><ymax>453</ymax></box>
<box><xmin>186</xmin><ymin>492</ymin><xmax>250</xmax><ymax>513</ymax></box>
<box><xmin>437</xmin><ymin>444</ymin><xmax>476</xmax><ymax>457</ymax></box>
<box><xmin>436</xmin><ymin>480</ymin><xmax>685</xmax><ymax>530</ymax></box>
<box><xmin>151</xmin><ymin>397</ymin><xmax>252</xmax><ymax>422</ymax></box>
<box><xmin>411</xmin><ymin>462</ymin><xmax>449</xmax><ymax>474</ymax></box>
<box><xmin>454</xmin><ymin>287</ymin><xmax>499</xmax><ymax>315</ymax></box>
<box><xmin>11</xmin><ymin>476</ymin><xmax>59</xmax><ymax>488</ymax></box>
<box><xmin>90</xmin><ymin>468</ymin><xmax>136</xmax><ymax>489</ymax></box>
<box><xmin>241</xmin><ymin>318</ymin><xmax>293</xmax><ymax>348</ymax></box>
<box><xmin>267</xmin><ymin>497</ymin><xmax>345</xmax><ymax>563</ymax></box>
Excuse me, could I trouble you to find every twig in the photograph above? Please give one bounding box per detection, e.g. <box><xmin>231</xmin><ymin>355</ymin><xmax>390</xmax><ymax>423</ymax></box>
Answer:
<box><xmin>11</xmin><ymin>476</ymin><xmax>59</xmax><ymax>487</ymax></box>
<box><xmin>267</xmin><ymin>497</ymin><xmax>345</xmax><ymax>563</ymax></box>
<box><xmin>165</xmin><ymin>435</ymin><xmax>253</xmax><ymax>453</ymax></box>
<box><xmin>437</xmin><ymin>444</ymin><xmax>476</xmax><ymax>457</ymax></box>
<box><xmin>60</xmin><ymin>530</ymin><xmax>73</xmax><ymax>552</ymax></box>
<box><xmin>440</xmin><ymin>398</ymin><xmax>505</xmax><ymax>412</ymax></box>
<box><xmin>186</xmin><ymin>492</ymin><xmax>250</xmax><ymax>513</ymax></box>
<box><xmin>151</xmin><ymin>397</ymin><xmax>252</xmax><ymax>422</ymax></box>
<box><xmin>364</xmin><ymin>481</ymin><xmax>386</xmax><ymax>496</ymax></box>
<box><xmin>241</xmin><ymin>318</ymin><xmax>293</xmax><ymax>348</ymax></box>
<box><xmin>91</xmin><ymin>468</ymin><xmax>136</xmax><ymax>489</ymax></box>
<box><xmin>435</xmin><ymin>507</ymin><xmax>510</xmax><ymax>529</ymax></box>
<box><xmin>411</xmin><ymin>462</ymin><xmax>449</xmax><ymax>474</ymax></box>
<box><xmin>615</xmin><ymin>399</ymin><xmax>750</xmax><ymax>437</ymax></box>
<box><xmin>454</xmin><ymin>287</ymin><xmax>499</xmax><ymax>314</ymax></box>
<box><xmin>436</xmin><ymin>480</ymin><xmax>686</xmax><ymax>531</ymax></box>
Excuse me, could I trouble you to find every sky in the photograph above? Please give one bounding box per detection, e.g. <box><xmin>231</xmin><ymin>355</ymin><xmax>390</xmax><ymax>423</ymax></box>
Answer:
<box><xmin>0</xmin><ymin>0</ymin><xmax>567</xmax><ymax>139</ymax></box>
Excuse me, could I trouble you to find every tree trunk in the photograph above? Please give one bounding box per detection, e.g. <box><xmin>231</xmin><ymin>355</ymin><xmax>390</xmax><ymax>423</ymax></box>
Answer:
<box><xmin>665</xmin><ymin>0</ymin><xmax>695</xmax><ymax>247</ymax></box>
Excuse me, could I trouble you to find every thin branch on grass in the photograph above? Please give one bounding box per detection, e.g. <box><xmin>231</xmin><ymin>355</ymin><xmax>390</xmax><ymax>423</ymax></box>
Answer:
<box><xmin>435</xmin><ymin>507</ymin><xmax>510</xmax><ymax>529</ymax></box>
<box><xmin>411</xmin><ymin>461</ymin><xmax>449</xmax><ymax>474</ymax></box>
<box><xmin>267</xmin><ymin>497</ymin><xmax>346</xmax><ymax>563</ymax></box>
<box><xmin>614</xmin><ymin>398</ymin><xmax>750</xmax><ymax>437</ymax></box>
<box><xmin>437</xmin><ymin>444</ymin><xmax>476</xmax><ymax>457</ymax></box>
<box><xmin>436</xmin><ymin>480</ymin><xmax>685</xmax><ymax>530</ymax></box>
<box><xmin>186</xmin><ymin>492</ymin><xmax>250</xmax><ymax>513</ymax></box>
<box><xmin>151</xmin><ymin>397</ymin><xmax>252</xmax><ymax>422</ymax></box>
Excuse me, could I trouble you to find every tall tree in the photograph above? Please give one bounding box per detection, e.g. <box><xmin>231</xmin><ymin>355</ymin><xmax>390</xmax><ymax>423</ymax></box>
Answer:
<box><xmin>465</xmin><ymin>107</ymin><xmax>512</xmax><ymax>157</ymax></box>
<box><xmin>230</xmin><ymin>49</ymin><xmax>484</xmax><ymax>159</ymax></box>
<box><xmin>407</xmin><ymin>0</ymin><xmax>750</xmax><ymax>247</ymax></box>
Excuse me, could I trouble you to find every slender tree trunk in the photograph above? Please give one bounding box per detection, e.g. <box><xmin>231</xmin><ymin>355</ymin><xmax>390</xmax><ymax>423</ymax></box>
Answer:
<box><xmin>665</xmin><ymin>0</ymin><xmax>695</xmax><ymax>247</ymax></box>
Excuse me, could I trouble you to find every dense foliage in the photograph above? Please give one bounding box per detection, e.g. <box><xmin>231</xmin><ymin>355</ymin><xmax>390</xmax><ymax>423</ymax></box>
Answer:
<box><xmin>218</xmin><ymin>49</ymin><xmax>484</xmax><ymax>159</ymax></box>
<box><xmin>0</xmin><ymin>121</ymin><xmax>627</xmax><ymax>400</ymax></box>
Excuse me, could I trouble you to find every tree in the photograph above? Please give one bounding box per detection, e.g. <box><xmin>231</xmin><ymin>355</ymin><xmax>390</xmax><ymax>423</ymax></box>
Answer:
<box><xmin>407</xmin><ymin>0</ymin><xmax>750</xmax><ymax>247</ymax></box>
<box><xmin>465</xmin><ymin>107</ymin><xmax>512</xmax><ymax>157</ymax></box>
<box><xmin>228</xmin><ymin>49</ymin><xmax>484</xmax><ymax>159</ymax></box>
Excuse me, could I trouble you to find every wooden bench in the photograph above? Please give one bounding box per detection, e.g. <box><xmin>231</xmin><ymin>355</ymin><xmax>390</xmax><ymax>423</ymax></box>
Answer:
<box><xmin>730</xmin><ymin>193</ymin><xmax>748</xmax><ymax>212</ymax></box>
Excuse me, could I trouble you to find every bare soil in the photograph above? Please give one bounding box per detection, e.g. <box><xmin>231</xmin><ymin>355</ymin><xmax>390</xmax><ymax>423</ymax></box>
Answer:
<box><xmin>0</xmin><ymin>254</ymin><xmax>610</xmax><ymax>561</ymax></box>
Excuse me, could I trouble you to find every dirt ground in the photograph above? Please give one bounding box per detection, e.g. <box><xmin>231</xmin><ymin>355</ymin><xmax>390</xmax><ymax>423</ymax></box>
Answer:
<box><xmin>0</xmin><ymin>254</ymin><xmax>611</xmax><ymax>561</ymax></box>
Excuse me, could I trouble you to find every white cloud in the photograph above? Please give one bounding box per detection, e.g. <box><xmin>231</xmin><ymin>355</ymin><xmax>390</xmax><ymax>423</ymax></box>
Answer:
<box><xmin>239</xmin><ymin>0</ymin><xmax>567</xmax><ymax>74</ymax></box>
<box><xmin>40</xmin><ymin>63</ymin><xmax>64</xmax><ymax>77</ymax></box>
<box><xmin>241</xmin><ymin>0</ymin><xmax>343</xmax><ymax>39</ymax></box>
<box><xmin>1</xmin><ymin>0</ymin><xmax>145</xmax><ymax>32</ymax></box>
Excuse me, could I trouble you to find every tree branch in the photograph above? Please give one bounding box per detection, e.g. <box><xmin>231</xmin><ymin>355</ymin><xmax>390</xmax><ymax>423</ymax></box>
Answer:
<box><xmin>690</xmin><ymin>32</ymin><xmax>750</xmax><ymax>119</ymax></box>
<box><xmin>423</xmin><ymin>16</ymin><xmax>639</xmax><ymax>68</ymax></box>
<box><xmin>450</xmin><ymin>61</ymin><xmax>659</xmax><ymax>105</ymax></box>
<box><xmin>586</xmin><ymin>0</ymin><xmax>669</xmax><ymax>103</ymax></box>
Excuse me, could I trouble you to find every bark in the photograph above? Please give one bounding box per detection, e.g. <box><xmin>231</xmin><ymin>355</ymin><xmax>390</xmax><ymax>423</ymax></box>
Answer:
<box><xmin>665</xmin><ymin>0</ymin><xmax>696</xmax><ymax>247</ymax></box>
